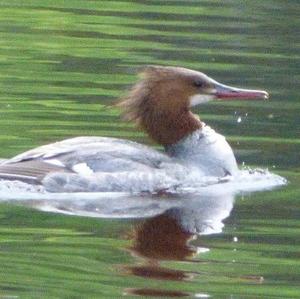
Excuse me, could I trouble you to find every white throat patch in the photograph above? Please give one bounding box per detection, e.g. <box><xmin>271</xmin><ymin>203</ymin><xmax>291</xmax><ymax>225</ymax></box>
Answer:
<box><xmin>189</xmin><ymin>94</ymin><xmax>215</xmax><ymax>106</ymax></box>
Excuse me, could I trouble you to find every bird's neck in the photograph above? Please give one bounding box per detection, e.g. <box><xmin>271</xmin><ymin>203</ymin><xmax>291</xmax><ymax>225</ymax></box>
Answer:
<box><xmin>141</xmin><ymin>108</ymin><xmax>202</xmax><ymax>146</ymax></box>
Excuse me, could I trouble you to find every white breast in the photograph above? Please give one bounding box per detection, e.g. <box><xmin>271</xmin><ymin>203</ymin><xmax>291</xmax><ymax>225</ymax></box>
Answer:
<box><xmin>166</xmin><ymin>125</ymin><xmax>238</xmax><ymax>177</ymax></box>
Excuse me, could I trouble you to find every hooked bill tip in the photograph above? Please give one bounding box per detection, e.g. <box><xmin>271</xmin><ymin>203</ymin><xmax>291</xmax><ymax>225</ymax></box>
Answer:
<box><xmin>263</xmin><ymin>91</ymin><xmax>269</xmax><ymax>100</ymax></box>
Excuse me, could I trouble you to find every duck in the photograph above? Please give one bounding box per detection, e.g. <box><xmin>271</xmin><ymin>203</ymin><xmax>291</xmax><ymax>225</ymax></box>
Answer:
<box><xmin>0</xmin><ymin>66</ymin><xmax>268</xmax><ymax>193</ymax></box>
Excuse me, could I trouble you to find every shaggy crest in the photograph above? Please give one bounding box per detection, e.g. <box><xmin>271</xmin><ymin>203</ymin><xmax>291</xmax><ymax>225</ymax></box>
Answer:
<box><xmin>118</xmin><ymin>66</ymin><xmax>202</xmax><ymax>146</ymax></box>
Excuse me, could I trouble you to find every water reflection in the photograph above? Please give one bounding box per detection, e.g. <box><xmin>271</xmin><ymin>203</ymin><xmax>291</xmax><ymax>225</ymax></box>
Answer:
<box><xmin>130</xmin><ymin>212</ymin><xmax>195</xmax><ymax>261</ymax></box>
<box><xmin>124</xmin><ymin>288</ymin><xmax>191</xmax><ymax>297</ymax></box>
<box><xmin>123</xmin><ymin>211</ymin><xmax>196</xmax><ymax>297</ymax></box>
<box><xmin>13</xmin><ymin>190</ymin><xmax>234</xmax><ymax>233</ymax></box>
<box><xmin>122</xmin><ymin>192</ymin><xmax>234</xmax><ymax>298</ymax></box>
<box><xmin>10</xmin><ymin>190</ymin><xmax>233</xmax><ymax>297</ymax></box>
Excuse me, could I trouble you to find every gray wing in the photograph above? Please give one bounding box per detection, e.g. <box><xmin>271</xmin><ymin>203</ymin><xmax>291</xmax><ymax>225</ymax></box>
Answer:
<box><xmin>0</xmin><ymin>160</ymin><xmax>69</xmax><ymax>184</ymax></box>
<box><xmin>0</xmin><ymin>137</ymin><xmax>171</xmax><ymax>184</ymax></box>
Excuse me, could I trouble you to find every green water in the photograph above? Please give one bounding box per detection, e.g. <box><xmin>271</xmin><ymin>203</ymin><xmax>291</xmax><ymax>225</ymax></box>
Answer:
<box><xmin>0</xmin><ymin>0</ymin><xmax>299</xmax><ymax>298</ymax></box>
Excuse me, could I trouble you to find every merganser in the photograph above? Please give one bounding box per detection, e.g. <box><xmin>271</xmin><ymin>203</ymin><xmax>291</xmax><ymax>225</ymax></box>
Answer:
<box><xmin>0</xmin><ymin>66</ymin><xmax>268</xmax><ymax>193</ymax></box>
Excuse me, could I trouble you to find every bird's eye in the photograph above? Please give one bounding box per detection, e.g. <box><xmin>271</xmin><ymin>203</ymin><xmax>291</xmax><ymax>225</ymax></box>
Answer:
<box><xmin>193</xmin><ymin>80</ymin><xmax>204</xmax><ymax>88</ymax></box>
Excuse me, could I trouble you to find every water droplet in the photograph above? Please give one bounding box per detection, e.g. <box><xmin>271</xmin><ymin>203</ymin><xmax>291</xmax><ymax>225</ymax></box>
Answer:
<box><xmin>195</xmin><ymin>293</ymin><xmax>211</xmax><ymax>298</ymax></box>
<box><xmin>196</xmin><ymin>247</ymin><xmax>210</xmax><ymax>254</ymax></box>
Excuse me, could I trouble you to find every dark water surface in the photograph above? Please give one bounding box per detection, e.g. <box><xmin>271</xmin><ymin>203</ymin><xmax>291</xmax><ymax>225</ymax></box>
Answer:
<box><xmin>0</xmin><ymin>0</ymin><xmax>299</xmax><ymax>298</ymax></box>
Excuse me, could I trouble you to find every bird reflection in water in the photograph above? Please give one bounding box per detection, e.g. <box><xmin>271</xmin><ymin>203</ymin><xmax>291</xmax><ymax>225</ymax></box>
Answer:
<box><xmin>123</xmin><ymin>192</ymin><xmax>234</xmax><ymax>297</ymax></box>
<box><xmin>7</xmin><ymin>189</ymin><xmax>234</xmax><ymax>297</ymax></box>
<box><xmin>124</xmin><ymin>210</ymin><xmax>195</xmax><ymax>297</ymax></box>
<box><xmin>126</xmin><ymin>212</ymin><xmax>196</xmax><ymax>276</ymax></box>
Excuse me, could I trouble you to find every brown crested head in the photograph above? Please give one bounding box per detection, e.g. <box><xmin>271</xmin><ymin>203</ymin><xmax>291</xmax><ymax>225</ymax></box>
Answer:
<box><xmin>118</xmin><ymin>66</ymin><xmax>268</xmax><ymax>146</ymax></box>
<box><xmin>118</xmin><ymin>66</ymin><xmax>205</xmax><ymax>146</ymax></box>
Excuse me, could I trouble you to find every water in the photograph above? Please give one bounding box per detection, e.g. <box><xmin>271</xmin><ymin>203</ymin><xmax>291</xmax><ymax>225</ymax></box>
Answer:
<box><xmin>0</xmin><ymin>0</ymin><xmax>299</xmax><ymax>298</ymax></box>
